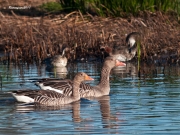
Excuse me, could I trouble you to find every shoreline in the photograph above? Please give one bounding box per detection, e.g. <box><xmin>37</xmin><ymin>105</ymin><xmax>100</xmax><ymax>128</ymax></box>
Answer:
<box><xmin>0</xmin><ymin>10</ymin><xmax>179</xmax><ymax>65</ymax></box>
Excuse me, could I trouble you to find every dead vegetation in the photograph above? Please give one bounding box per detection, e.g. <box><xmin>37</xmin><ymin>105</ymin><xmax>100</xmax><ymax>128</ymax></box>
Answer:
<box><xmin>0</xmin><ymin>0</ymin><xmax>57</xmax><ymax>8</ymax></box>
<box><xmin>0</xmin><ymin>11</ymin><xmax>180</xmax><ymax>65</ymax></box>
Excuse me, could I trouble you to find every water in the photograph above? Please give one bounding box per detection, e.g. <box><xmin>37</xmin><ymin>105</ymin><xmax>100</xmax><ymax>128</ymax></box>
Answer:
<box><xmin>0</xmin><ymin>61</ymin><xmax>180</xmax><ymax>134</ymax></box>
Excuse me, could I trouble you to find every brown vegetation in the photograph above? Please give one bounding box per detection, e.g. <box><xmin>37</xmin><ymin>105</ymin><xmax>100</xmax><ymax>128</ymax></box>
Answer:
<box><xmin>0</xmin><ymin>0</ymin><xmax>57</xmax><ymax>8</ymax></box>
<box><xmin>0</xmin><ymin>11</ymin><xmax>180</xmax><ymax>65</ymax></box>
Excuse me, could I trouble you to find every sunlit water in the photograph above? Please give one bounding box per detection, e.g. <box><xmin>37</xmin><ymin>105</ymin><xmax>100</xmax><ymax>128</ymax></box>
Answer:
<box><xmin>0</xmin><ymin>61</ymin><xmax>180</xmax><ymax>134</ymax></box>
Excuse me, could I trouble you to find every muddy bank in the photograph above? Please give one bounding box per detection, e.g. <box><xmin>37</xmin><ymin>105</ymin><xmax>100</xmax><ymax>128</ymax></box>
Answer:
<box><xmin>0</xmin><ymin>11</ymin><xmax>180</xmax><ymax>65</ymax></box>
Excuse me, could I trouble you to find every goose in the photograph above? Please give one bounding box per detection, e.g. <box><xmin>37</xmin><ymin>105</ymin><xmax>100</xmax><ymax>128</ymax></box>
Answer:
<box><xmin>9</xmin><ymin>72</ymin><xmax>94</xmax><ymax>106</ymax></box>
<box><xmin>35</xmin><ymin>57</ymin><xmax>126</xmax><ymax>98</ymax></box>
<box><xmin>102</xmin><ymin>32</ymin><xmax>141</xmax><ymax>61</ymax></box>
<box><xmin>43</xmin><ymin>47</ymin><xmax>69</xmax><ymax>67</ymax></box>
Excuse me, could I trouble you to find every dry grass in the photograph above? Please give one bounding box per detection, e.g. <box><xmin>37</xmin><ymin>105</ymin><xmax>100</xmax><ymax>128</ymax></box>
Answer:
<box><xmin>0</xmin><ymin>0</ymin><xmax>57</xmax><ymax>8</ymax></box>
<box><xmin>0</xmin><ymin>11</ymin><xmax>180</xmax><ymax>64</ymax></box>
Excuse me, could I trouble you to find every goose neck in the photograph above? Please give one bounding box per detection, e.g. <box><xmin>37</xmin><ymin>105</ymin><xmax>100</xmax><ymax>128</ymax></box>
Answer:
<box><xmin>99</xmin><ymin>66</ymin><xmax>111</xmax><ymax>86</ymax></box>
<box><xmin>72</xmin><ymin>80</ymin><xmax>81</xmax><ymax>99</ymax></box>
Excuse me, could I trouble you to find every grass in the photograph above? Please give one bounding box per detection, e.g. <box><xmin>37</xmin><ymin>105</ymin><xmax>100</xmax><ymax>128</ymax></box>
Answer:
<box><xmin>40</xmin><ymin>0</ymin><xmax>180</xmax><ymax>17</ymax></box>
<box><xmin>40</xmin><ymin>2</ymin><xmax>62</xmax><ymax>12</ymax></box>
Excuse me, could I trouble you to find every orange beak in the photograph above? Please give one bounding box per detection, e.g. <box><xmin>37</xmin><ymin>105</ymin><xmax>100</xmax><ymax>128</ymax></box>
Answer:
<box><xmin>85</xmin><ymin>75</ymin><xmax>94</xmax><ymax>81</ymax></box>
<box><xmin>115</xmin><ymin>60</ymin><xmax>126</xmax><ymax>66</ymax></box>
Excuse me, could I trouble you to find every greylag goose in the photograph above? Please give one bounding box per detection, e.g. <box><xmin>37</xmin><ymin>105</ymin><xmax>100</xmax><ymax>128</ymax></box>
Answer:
<box><xmin>35</xmin><ymin>57</ymin><xmax>126</xmax><ymax>98</ymax></box>
<box><xmin>43</xmin><ymin>47</ymin><xmax>69</xmax><ymax>67</ymax></box>
<box><xmin>102</xmin><ymin>32</ymin><xmax>141</xmax><ymax>61</ymax></box>
<box><xmin>9</xmin><ymin>72</ymin><xmax>94</xmax><ymax>106</ymax></box>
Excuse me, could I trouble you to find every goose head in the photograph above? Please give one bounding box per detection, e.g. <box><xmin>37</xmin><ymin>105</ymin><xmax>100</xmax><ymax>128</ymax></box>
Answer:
<box><xmin>126</xmin><ymin>32</ymin><xmax>141</xmax><ymax>48</ymax></box>
<box><xmin>103</xmin><ymin>57</ymin><xmax>126</xmax><ymax>69</ymax></box>
<box><xmin>74</xmin><ymin>72</ymin><xmax>94</xmax><ymax>82</ymax></box>
<box><xmin>61</xmin><ymin>47</ymin><xmax>70</xmax><ymax>57</ymax></box>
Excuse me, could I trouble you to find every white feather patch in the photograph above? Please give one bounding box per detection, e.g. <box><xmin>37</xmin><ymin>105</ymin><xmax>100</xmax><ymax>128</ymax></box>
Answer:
<box><xmin>38</xmin><ymin>83</ymin><xmax>63</xmax><ymax>94</ymax></box>
<box><xmin>129</xmin><ymin>37</ymin><xmax>136</xmax><ymax>47</ymax></box>
<box><xmin>12</xmin><ymin>94</ymin><xmax>34</xmax><ymax>103</ymax></box>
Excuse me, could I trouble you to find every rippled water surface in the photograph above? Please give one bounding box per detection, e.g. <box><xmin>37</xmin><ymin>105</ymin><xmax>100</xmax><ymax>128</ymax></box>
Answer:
<box><xmin>0</xmin><ymin>61</ymin><xmax>180</xmax><ymax>134</ymax></box>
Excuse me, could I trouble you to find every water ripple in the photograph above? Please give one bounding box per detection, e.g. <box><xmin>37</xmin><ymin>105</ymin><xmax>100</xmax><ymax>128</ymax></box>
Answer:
<box><xmin>0</xmin><ymin>63</ymin><xmax>180</xmax><ymax>134</ymax></box>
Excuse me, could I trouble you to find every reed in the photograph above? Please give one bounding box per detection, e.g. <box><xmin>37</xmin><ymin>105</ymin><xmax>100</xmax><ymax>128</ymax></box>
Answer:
<box><xmin>0</xmin><ymin>10</ymin><xmax>179</xmax><ymax>65</ymax></box>
<box><xmin>137</xmin><ymin>41</ymin><xmax>141</xmax><ymax>77</ymax></box>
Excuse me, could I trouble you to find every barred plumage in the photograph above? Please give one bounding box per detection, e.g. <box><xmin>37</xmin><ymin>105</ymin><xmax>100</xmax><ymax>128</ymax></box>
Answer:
<box><xmin>36</xmin><ymin>57</ymin><xmax>126</xmax><ymax>98</ymax></box>
<box><xmin>9</xmin><ymin>72</ymin><xmax>94</xmax><ymax>106</ymax></box>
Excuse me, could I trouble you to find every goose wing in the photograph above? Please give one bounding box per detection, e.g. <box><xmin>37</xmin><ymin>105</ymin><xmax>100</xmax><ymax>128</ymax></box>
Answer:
<box><xmin>35</xmin><ymin>90</ymin><xmax>71</xmax><ymax>106</ymax></box>
<box><xmin>10</xmin><ymin>89</ymin><xmax>39</xmax><ymax>99</ymax></box>
<box><xmin>35</xmin><ymin>79</ymin><xmax>73</xmax><ymax>94</ymax></box>
<box><xmin>79</xmin><ymin>82</ymin><xmax>94</xmax><ymax>94</ymax></box>
<box><xmin>35</xmin><ymin>79</ymin><xmax>94</xmax><ymax>97</ymax></box>
<box><xmin>37</xmin><ymin>90</ymin><xmax>65</xmax><ymax>98</ymax></box>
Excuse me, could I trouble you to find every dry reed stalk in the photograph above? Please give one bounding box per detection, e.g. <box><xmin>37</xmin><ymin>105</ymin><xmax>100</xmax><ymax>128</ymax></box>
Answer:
<box><xmin>0</xmin><ymin>11</ymin><xmax>179</xmax><ymax>64</ymax></box>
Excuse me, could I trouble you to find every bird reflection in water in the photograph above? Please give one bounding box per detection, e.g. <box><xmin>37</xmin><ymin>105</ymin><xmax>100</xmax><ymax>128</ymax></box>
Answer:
<box><xmin>45</xmin><ymin>66</ymin><xmax>68</xmax><ymax>79</ymax></box>
<box><xmin>14</xmin><ymin>95</ymin><xmax>122</xmax><ymax>132</ymax></box>
<box><xmin>112</xmin><ymin>62</ymin><xmax>137</xmax><ymax>78</ymax></box>
<box><xmin>92</xmin><ymin>96</ymin><xmax>122</xmax><ymax>130</ymax></box>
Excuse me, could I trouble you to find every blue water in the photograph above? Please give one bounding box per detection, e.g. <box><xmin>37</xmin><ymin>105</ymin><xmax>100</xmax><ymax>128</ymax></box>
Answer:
<box><xmin>0</xmin><ymin>62</ymin><xmax>180</xmax><ymax>134</ymax></box>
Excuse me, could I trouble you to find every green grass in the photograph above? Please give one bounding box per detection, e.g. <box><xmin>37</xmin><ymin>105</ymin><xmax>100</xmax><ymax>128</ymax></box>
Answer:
<box><xmin>40</xmin><ymin>2</ymin><xmax>62</xmax><ymax>12</ymax></box>
<box><xmin>40</xmin><ymin>0</ymin><xmax>180</xmax><ymax>17</ymax></box>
